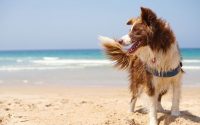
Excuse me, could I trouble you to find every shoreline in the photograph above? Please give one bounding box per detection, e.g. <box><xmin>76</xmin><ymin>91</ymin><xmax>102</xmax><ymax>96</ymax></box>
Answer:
<box><xmin>0</xmin><ymin>81</ymin><xmax>200</xmax><ymax>88</ymax></box>
<box><xmin>0</xmin><ymin>65</ymin><xmax>200</xmax><ymax>87</ymax></box>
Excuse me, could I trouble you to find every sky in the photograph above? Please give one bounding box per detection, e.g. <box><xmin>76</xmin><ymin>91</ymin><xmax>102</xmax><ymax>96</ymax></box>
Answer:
<box><xmin>0</xmin><ymin>0</ymin><xmax>200</xmax><ymax>50</ymax></box>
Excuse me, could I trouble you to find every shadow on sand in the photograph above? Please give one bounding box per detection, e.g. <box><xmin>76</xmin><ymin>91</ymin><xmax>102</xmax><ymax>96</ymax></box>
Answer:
<box><xmin>133</xmin><ymin>108</ymin><xmax>200</xmax><ymax>125</ymax></box>
<box><xmin>158</xmin><ymin>110</ymin><xmax>200</xmax><ymax>125</ymax></box>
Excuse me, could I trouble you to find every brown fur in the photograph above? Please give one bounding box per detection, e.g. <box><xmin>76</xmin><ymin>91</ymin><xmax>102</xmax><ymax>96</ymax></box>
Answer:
<box><xmin>158</xmin><ymin>90</ymin><xmax>167</xmax><ymax>102</ymax></box>
<box><xmin>127</xmin><ymin>18</ymin><xmax>137</xmax><ymax>25</ymax></box>
<box><xmin>128</xmin><ymin>56</ymin><xmax>154</xmax><ymax>98</ymax></box>
<box><xmin>128</xmin><ymin>56</ymin><xmax>145</xmax><ymax>98</ymax></box>
<box><xmin>129</xmin><ymin>7</ymin><xmax>175</xmax><ymax>53</ymax></box>
<box><xmin>102</xmin><ymin>41</ymin><xmax>156</xmax><ymax>99</ymax></box>
<box><xmin>102</xmin><ymin>41</ymin><xmax>130</xmax><ymax>70</ymax></box>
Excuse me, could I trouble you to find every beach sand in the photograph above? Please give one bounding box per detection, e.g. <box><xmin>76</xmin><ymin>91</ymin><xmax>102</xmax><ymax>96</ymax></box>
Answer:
<box><xmin>0</xmin><ymin>86</ymin><xmax>199</xmax><ymax>125</ymax></box>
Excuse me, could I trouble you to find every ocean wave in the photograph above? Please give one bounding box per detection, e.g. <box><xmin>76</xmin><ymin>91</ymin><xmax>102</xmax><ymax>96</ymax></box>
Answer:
<box><xmin>182</xmin><ymin>59</ymin><xmax>200</xmax><ymax>63</ymax></box>
<box><xmin>31</xmin><ymin>58</ymin><xmax>200</xmax><ymax>66</ymax></box>
<box><xmin>16</xmin><ymin>59</ymin><xmax>23</xmax><ymax>63</ymax></box>
<box><xmin>43</xmin><ymin>57</ymin><xmax>60</xmax><ymax>60</ymax></box>
<box><xmin>182</xmin><ymin>66</ymin><xmax>200</xmax><ymax>70</ymax></box>
<box><xmin>0</xmin><ymin>65</ymin><xmax>200</xmax><ymax>71</ymax></box>
<box><xmin>32</xmin><ymin>59</ymin><xmax>112</xmax><ymax>66</ymax></box>
<box><xmin>1</xmin><ymin>57</ymin><xmax>200</xmax><ymax>71</ymax></box>
<box><xmin>0</xmin><ymin>66</ymin><xmax>85</xmax><ymax>71</ymax></box>
<box><xmin>1</xmin><ymin>57</ymin><xmax>200</xmax><ymax>64</ymax></box>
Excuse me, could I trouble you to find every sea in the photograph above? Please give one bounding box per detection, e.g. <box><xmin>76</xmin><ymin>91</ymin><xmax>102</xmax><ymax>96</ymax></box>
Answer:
<box><xmin>0</xmin><ymin>49</ymin><xmax>200</xmax><ymax>86</ymax></box>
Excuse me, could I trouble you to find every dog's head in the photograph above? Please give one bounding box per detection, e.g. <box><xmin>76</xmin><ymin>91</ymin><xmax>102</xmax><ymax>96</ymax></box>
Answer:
<box><xmin>119</xmin><ymin>7</ymin><xmax>175</xmax><ymax>55</ymax></box>
<box><xmin>118</xmin><ymin>7</ymin><xmax>157</xmax><ymax>53</ymax></box>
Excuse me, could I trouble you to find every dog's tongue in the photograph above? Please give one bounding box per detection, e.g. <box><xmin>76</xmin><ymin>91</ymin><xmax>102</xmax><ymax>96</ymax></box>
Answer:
<box><xmin>128</xmin><ymin>41</ymin><xmax>142</xmax><ymax>54</ymax></box>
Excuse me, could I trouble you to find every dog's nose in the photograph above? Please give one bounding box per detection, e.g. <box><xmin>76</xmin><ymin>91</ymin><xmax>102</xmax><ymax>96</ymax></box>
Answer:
<box><xmin>118</xmin><ymin>39</ymin><xmax>123</xmax><ymax>45</ymax></box>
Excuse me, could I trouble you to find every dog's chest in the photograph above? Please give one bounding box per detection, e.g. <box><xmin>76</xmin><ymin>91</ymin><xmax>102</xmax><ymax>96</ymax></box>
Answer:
<box><xmin>152</xmin><ymin>76</ymin><xmax>173</xmax><ymax>92</ymax></box>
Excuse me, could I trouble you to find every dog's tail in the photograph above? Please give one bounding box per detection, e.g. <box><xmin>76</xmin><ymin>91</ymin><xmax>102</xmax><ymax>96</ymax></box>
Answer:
<box><xmin>99</xmin><ymin>36</ymin><xmax>131</xmax><ymax>70</ymax></box>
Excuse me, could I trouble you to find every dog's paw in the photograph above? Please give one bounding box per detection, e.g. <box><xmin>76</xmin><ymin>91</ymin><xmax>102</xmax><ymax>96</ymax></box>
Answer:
<box><xmin>149</xmin><ymin>119</ymin><xmax>158</xmax><ymax>125</ymax></box>
<box><xmin>171</xmin><ymin>110</ymin><xmax>181</xmax><ymax>116</ymax></box>
<box><xmin>129</xmin><ymin>106</ymin><xmax>135</xmax><ymax>113</ymax></box>
<box><xmin>140</xmin><ymin>108</ymin><xmax>149</xmax><ymax>114</ymax></box>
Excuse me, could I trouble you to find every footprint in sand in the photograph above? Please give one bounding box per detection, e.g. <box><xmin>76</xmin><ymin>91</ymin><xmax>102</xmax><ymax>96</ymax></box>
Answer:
<box><xmin>80</xmin><ymin>101</ymin><xmax>94</xmax><ymax>104</ymax></box>
<box><xmin>96</xmin><ymin>104</ymin><xmax>103</xmax><ymax>108</ymax></box>
<box><xmin>4</xmin><ymin>108</ymin><xmax>10</xmax><ymax>111</ymax></box>
<box><xmin>80</xmin><ymin>101</ymin><xmax>87</xmax><ymax>104</ymax></box>
<box><xmin>0</xmin><ymin>114</ymin><xmax>12</xmax><ymax>124</ymax></box>
<box><xmin>14</xmin><ymin>115</ymin><xmax>29</xmax><ymax>123</ymax></box>
<box><xmin>45</xmin><ymin>104</ymin><xmax>53</xmax><ymax>107</ymax></box>
<box><xmin>60</xmin><ymin>99</ymin><xmax>69</xmax><ymax>104</ymax></box>
<box><xmin>0</xmin><ymin>118</ymin><xmax>3</xmax><ymax>124</ymax></box>
<box><xmin>20</xmin><ymin>120</ymin><xmax>29</xmax><ymax>122</ymax></box>
<box><xmin>26</xmin><ymin>104</ymin><xmax>37</xmax><ymax>111</ymax></box>
<box><xmin>126</xmin><ymin>119</ymin><xmax>137</xmax><ymax>125</ymax></box>
<box><xmin>14</xmin><ymin>101</ymin><xmax>21</xmax><ymax>105</ymax></box>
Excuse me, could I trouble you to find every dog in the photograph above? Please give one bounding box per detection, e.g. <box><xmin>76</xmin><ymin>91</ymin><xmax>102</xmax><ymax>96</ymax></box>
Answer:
<box><xmin>99</xmin><ymin>7</ymin><xmax>183</xmax><ymax>125</ymax></box>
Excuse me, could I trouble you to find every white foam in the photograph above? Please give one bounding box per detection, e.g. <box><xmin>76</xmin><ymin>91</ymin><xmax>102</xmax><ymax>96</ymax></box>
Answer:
<box><xmin>183</xmin><ymin>59</ymin><xmax>200</xmax><ymax>63</ymax></box>
<box><xmin>0</xmin><ymin>65</ymin><xmax>199</xmax><ymax>71</ymax></box>
<box><xmin>43</xmin><ymin>57</ymin><xmax>59</xmax><ymax>60</ymax></box>
<box><xmin>183</xmin><ymin>66</ymin><xmax>200</xmax><ymax>70</ymax></box>
<box><xmin>32</xmin><ymin>59</ymin><xmax>112</xmax><ymax>66</ymax></box>
<box><xmin>16</xmin><ymin>59</ymin><xmax>23</xmax><ymax>63</ymax></box>
<box><xmin>0</xmin><ymin>66</ymin><xmax>84</xmax><ymax>71</ymax></box>
<box><xmin>0</xmin><ymin>58</ymin><xmax>200</xmax><ymax>71</ymax></box>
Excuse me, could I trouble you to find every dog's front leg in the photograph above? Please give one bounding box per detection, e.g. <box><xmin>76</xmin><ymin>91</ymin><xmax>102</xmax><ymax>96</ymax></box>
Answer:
<box><xmin>130</xmin><ymin>97</ymin><xmax>137</xmax><ymax>112</ymax></box>
<box><xmin>148</xmin><ymin>95</ymin><xmax>157</xmax><ymax>125</ymax></box>
<box><xmin>171</xmin><ymin>82</ymin><xmax>181</xmax><ymax>116</ymax></box>
<box><xmin>157</xmin><ymin>90</ymin><xmax>167</xmax><ymax>112</ymax></box>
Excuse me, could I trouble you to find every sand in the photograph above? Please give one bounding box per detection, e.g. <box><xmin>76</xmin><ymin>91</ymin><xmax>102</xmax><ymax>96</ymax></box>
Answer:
<box><xmin>0</xmin><ymin>86</ymin><xmax>199</xmax><ymax>125</ymax></box>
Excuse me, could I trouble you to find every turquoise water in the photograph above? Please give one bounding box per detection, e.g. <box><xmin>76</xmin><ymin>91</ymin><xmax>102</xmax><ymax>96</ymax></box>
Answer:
<box><xmin>0</xmin><ymin>49</ymin><xmax>199</xmax><ymax>71</ymax></box>
<box><xmin>0</xmin><ymin>49</ymin><xmax>199</xmax><ymax>86</ymax></box>
<box><xmin>181</xmin><ymin>48</ymin><xmax>200</xmax><ymax>59</ymax></box>
<box><xmin>0</xmin><ymin>48</ymin><xmax>199</xmax><ymax>59</ymax></box>
<box><xmin>0</xmin><ymin>49</ymin><xmax>105</xmax><ymax>59</ymax></box>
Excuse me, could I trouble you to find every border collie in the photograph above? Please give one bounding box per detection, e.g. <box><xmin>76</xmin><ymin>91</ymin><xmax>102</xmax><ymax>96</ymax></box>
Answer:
<box><xmin>99</xmin><ymin>7</ymin><xmax>183</xmax><ymax>125</ymax></box>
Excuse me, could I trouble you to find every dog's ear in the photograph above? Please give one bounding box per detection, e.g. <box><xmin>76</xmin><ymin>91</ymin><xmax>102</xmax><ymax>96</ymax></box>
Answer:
<box><xmin>126</xmin><ymin>18</ymin><xmax>136</xmax><ymax>25</ymax></box>
<box><xmin>140</xmin><ymin>7</ymin><xmax>157</xmax><ymax>26</ymax></box>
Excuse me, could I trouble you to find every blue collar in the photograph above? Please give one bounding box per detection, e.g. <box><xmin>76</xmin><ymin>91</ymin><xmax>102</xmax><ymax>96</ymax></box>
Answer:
<box><xmin>146</xmin><ymin>65</ymin><xmax>181</xmax><ymax>77</ymax></box>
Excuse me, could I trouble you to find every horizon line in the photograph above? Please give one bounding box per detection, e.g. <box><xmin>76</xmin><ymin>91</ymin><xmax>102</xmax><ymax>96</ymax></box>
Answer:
<box><xmin>0</xmin><ymin>47</ymin><xmax>200</xmax><ymax>52</ymax></box>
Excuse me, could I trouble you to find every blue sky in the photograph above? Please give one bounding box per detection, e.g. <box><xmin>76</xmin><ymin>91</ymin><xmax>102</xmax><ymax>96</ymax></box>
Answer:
<box><xmin>0</xmin><ymin>0</ymin><xmax>200</xmax><ymax>50</ymax></box>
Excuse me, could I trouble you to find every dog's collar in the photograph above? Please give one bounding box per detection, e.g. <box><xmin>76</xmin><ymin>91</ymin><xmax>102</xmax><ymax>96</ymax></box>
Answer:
<box><xmin>146</xmin><ymin>64</ymin><xmax>181</xmax><ymax>77</ymax></box>
<box><xmin>128</xmin><ymin>40</ymin><xmax>145</xmax><ymax>54</ymax></box>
